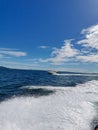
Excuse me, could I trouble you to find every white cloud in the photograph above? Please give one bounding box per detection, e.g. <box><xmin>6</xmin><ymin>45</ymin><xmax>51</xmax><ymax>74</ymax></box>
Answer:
<box><xmin>52</xmin><ymin>40</ymin><xmax>78</xmax><ymax>57</ymax></box>
<box><xmin>77</xmin><ymin>54</ymin><xmax>98</xmax><ymax>62</ymax></box>
<box><xmin>75</xmin><ymin>24</ymin><xmax>98</xmax><ymax>63</ymax></box>
<box><xmin>0</xmin><ymin>51</ymin><xmax>26</xmax><ymax>57</ymax></box>
<box><xmin>1</xmin><ymin>24</ymin><xmax>98</xmax><ymax>68</ymax></box>
<box><xmin>39</xmin><ymin>24</ymin><xmax>98</xmax><ymax>65</ymax></box>
<box><xmin>40</xmin><ymin>40</ymin><xmax>79</xmax><ymax>65</ymax></box>
<box><xmin>39</xmin><ymin>46</ymin><xmax>49</xmax><ymax>49</ymax></box>
<box><xmin>0</xmin><ymin>48</ymin><xmax>27</xmax><ymax>57</ymax></box>
<box><xmin>78</xmin><ymin>24</ymin><xmax>98</xmax><ymax>49</ymax></box>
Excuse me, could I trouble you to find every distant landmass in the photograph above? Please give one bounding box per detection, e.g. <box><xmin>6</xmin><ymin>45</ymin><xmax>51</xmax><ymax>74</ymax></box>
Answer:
<box><xmin>0</xmin><ymin>66</ymin><xmax>97</xmax><ymax>74</ymax></box>
<box><xmin>0</xmin><ymin>66</ymin><xmax>10</xmax><ymax>70</ymax></box>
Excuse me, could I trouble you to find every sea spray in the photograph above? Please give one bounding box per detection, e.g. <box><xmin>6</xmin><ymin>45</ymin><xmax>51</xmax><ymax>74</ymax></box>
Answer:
<box><xmin>0</xmin><ymin>80</ymin><xmax>98</xmax><ymax>130</ymax></box>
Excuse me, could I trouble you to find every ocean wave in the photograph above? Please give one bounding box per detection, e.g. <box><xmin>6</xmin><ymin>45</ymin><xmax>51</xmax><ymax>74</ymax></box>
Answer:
<box><xmin>0</xmin><ymin>80</ymin><xmax>98</xmax><ymax>130</ymax></box>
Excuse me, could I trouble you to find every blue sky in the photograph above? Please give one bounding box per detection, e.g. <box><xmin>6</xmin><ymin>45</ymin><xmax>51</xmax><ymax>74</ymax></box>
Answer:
<box><xmin>0</xmin><ymin>0</ymin><xmax>98</xmax><ymax>72</ymax></box>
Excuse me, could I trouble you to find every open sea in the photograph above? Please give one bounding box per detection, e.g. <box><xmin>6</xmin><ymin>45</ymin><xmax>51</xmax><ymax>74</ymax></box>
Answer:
<box><xmin>0</xmin><ymin>67</ymin><xmax>98</xmax><ymax>130</ymax></box>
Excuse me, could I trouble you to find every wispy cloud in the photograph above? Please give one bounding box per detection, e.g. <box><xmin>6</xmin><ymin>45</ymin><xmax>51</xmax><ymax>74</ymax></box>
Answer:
<box><xmin>1</xmin><ymin>24</ymin><xmax>98</xmax><ymax>69</ymax></box>
<box><xmin>77</xmin><ymin>54</ymin><xmax>98</xmax><ymax>62</ymax></box>
<box><xmin>78</xmin><ymin>24</ymin><xmax>98</xmax><ymax>49</ymax></box>
<box><xmin>39</xmin><ymin>46</ymin><xmax>49</xmax><ymax>49</ymax></box>
<box><xmin>39</xmin><ymin>24</ymin><xmax>98</xmax><ymax>64</ymax></box>
<box><xmin>52</xmin><ymin>39</ymin><xmax>78</xmax><ymax>57</ymax></box>
<box><xmin>0</xmin><ymin>48</ymin><xmax>27</xmax><ymax>57</ymax></box>
<box><xmin>40</xmin><ymin>40</ymin><xmax>79</xmax><ymax>65</ymax></box>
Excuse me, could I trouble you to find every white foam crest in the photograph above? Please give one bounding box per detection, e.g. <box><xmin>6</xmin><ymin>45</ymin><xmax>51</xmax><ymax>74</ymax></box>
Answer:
<box><xmin>0</xmin><ymin>80</ymin><xmax>98</xmax><ymax>130</ymax></box>
<box><xmin>54</xmin><ymin>73</ymin><xmax>98</xmax><ymax>76</ymax></box>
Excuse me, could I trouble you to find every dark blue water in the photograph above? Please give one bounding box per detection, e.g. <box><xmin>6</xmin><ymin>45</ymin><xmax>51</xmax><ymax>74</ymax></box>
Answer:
<box><xmin>0</xmin><ymin>67</ymin><xmax>98</xmax><ymax>101</ymax></box>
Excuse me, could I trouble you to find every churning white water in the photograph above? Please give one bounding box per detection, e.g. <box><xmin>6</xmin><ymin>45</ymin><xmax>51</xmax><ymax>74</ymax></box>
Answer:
<box><xmin>0</xmin><ymin>80</ymin><xmax>98</xmax><ymax>130</ymax></box>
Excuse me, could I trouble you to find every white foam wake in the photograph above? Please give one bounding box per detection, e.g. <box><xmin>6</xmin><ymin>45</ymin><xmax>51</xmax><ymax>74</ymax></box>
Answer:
<box><xmin>0</xmin><ymin>80</ymin><xmax>98</xmax><ymax>130</ymax></box>
<box><xmin>54</xmin><ymin>73</ymin><xmax>98</xmax><ymax>76</ymax></box>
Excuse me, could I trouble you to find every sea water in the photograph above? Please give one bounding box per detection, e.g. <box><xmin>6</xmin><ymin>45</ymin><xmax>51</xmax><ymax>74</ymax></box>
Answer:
<box><xmin>0</xmin><ymin>68</ymin><xmax>98</xmax><ymax>130</ymax></box>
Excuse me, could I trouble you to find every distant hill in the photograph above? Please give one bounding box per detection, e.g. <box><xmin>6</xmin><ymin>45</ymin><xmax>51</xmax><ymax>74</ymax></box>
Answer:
<box><xmin>0</xmin><ymin>66</ymin><xmax>10</xmax><ymax>70</ymax></box>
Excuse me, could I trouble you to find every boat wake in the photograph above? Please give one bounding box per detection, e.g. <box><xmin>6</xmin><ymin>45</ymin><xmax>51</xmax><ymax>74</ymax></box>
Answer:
<box><xmin>53</xmin><ymin>73</ymin><xmax>98</xmax><ymax>76</ymax></box>
<box><xmin>0</xmin><ymin>80</ymin><xmax>98</xmax><ymax>130</ymax></box>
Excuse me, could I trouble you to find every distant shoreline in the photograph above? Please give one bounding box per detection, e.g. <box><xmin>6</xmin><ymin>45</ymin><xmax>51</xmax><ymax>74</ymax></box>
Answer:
<box><xmin>0</xmin><ymin>66</ymin><xmax>98</xmax><ymax>74</ymax></box>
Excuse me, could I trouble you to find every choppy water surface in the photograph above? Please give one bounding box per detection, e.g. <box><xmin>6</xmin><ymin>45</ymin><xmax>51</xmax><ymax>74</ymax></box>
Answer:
<box><xmin>0</xmin><ymin>67</ymin><xmax>98</xmax><ymax>130</ymax></box>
